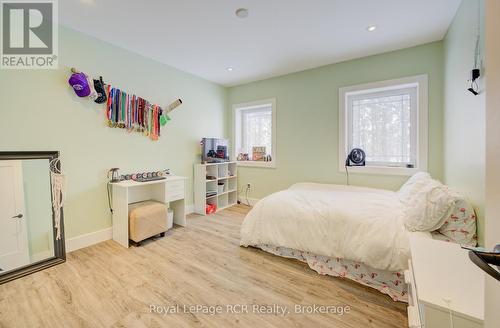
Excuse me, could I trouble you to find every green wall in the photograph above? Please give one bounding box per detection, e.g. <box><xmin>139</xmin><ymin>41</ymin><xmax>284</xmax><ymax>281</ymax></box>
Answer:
<box><xmin>228</xmin><ymin>42</ymin><xmax>444</xmax><ymax>199</ymax></box>
<box><xmin>0</xmin><ymin>27</ymin><xmax>227</xmax><ymax>239</ymax></box>
<box><xmin>443</xmin><ymin>0</ymin><xmax>485</xmax><ymax>244</ymax></box>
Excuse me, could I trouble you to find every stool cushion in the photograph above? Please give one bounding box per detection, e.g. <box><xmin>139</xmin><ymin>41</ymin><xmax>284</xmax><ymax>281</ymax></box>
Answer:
<box><xmin>128</xmin><ymin>200</ymin><xmax>168</xmax><ymax>243</ymax></box>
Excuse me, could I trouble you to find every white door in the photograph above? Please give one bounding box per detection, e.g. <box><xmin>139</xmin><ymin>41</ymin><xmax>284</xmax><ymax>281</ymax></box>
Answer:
<box><xmin>0</xmin><ymin>160</ymin><xmax>30</xmax><ymax>272</ymax></box>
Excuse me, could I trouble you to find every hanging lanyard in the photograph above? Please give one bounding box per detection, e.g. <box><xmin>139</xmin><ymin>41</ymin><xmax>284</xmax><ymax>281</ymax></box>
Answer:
<box><xmin>131</xmin><ymin>95</ymin><xmax>136</xmax><ymax>130</ymax></box>
<box><xmin>121</xmin><ymin>91</ymin><xmax>126</xmax><ymax>127</ymax></box>
<box><xmin>102</xmin><ymin>86</ymin><xmax>164</xmax><ymax>139</ymax></box>
<box><xmin>114</xmin><ymin>89</ymin><xmax>120</xmax><ymax>126</ymax></box>
<box><xmin>106</xmin><ymin>85</ymin><xmax>112</xmax><ymax>121</ymax></box>
<box><xmin>158</xmin><ymin>108</ymin><xmax>162</xmax><ymax>137</ymax></box>
<box><xmin>126</xmin><ymin>93</ymin><xmax>130</xmax><ymax>130</ymax></box>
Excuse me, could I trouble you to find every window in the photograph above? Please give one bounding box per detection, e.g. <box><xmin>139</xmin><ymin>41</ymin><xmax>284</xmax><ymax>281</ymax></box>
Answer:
<box><xmin>339</xmin><ymin>75</ymin><xmax>428</xmax><ymax>175</ymax></box>
<box><xmin>233</xmin><ymin>99</ymin><xmax>276</xmax><ymax>167</ymax></box>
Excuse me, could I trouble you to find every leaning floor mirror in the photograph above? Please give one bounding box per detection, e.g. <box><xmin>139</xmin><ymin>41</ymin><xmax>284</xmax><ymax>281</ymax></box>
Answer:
<box><xmin>0</xmin><ymin>151</ymin><xmax>65</xmax><ymax>284</ymax></box>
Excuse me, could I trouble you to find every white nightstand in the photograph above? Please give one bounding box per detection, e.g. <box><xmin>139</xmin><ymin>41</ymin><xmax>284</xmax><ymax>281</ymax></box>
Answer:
<box><xmin>406</xmin><ymin>236</ymin><xmax>484</xmax><ymax>328</ymax></box>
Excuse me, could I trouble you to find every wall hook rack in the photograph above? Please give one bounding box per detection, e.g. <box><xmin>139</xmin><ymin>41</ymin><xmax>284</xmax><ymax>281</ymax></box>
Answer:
<box><xmin>68</xmin><ymin>68</ymin><xmax>183</xmax><ymax>141</ymax></box>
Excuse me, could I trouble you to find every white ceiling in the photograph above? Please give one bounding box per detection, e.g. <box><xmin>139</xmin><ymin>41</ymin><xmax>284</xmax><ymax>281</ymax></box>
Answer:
<box><xmin>60</xmin><ymin>0</ymin><xmax>461</xmax><ymax>87</ymax></box>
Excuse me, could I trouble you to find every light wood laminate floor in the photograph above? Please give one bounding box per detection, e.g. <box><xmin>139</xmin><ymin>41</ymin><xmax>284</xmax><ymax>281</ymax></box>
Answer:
<box><xmin>0</xmin><ymin>205</ymin><xmax>407</xmax><ymax>328</ymax></box>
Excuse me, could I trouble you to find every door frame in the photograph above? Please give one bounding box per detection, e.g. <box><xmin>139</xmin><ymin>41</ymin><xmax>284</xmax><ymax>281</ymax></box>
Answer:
<box><xmin>0</xmin><ymin>151</ymin><xmax>66</xmax><ymax>284</ymax></box>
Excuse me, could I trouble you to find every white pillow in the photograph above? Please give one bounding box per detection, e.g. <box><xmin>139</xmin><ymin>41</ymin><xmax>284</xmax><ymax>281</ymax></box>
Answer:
<box><xmin>397</xmin><ymin>171</ymin><xmax>432</xmax><ymax>204</ymax></box>
<box><xmin>398</xmin><ymin>172</ymin><xmax>454</xmax><ymax>232</ymax></box>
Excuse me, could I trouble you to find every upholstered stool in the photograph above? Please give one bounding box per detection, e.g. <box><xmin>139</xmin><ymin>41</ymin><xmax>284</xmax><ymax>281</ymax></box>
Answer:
<box><xmin>128</xmin><ymin>200</ymin><xmax>168</xmax><ymax>246</ymax></box>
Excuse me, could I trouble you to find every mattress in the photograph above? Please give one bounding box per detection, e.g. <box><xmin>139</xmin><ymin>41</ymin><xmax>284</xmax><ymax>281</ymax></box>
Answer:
<box><xmin>241</xmin><ymin>183</ymin><xmax>414</xmax><ymax>272</ymax></box>
<box><xmin>240</xmin><ymin>181</ymin><xmax>474</xmax><ymax>302</ymax></box>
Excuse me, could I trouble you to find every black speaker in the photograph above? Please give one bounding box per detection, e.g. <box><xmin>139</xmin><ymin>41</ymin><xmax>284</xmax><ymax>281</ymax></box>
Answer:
<box><xmin>345</xmin><ymin>148</ymin><xmax>366</xmax><ymax>167</ymax></box>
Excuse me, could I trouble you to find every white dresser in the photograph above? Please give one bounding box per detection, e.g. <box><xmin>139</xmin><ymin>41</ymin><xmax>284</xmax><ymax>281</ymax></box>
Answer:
<box><xmin>406</xmin><ymin>236</ymin><xmax>484</xmax><ymax>328</ymax></box>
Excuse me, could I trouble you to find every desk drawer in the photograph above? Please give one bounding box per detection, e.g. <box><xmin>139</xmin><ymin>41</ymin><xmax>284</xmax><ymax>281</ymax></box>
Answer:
<box><xmin>166</xmin><ymin>180</ymin><xmax>184</xmax><ymax>201</ymax></box>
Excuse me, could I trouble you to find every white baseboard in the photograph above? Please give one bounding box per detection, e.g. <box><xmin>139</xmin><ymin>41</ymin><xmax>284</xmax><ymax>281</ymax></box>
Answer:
<box><xmin>65</xmin><ymin>204</ymin><xmax>195</xmax><ymax>253</ymax></box>
<box><xmin>66</xmin><ymin>227</ymin><xmax>112</xmax><ymax>253</ymax></box>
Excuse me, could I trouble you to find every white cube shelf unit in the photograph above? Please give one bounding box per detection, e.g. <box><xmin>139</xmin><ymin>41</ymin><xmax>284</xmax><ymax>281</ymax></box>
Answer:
<box><xmin>194</xmin><ymin>162</ymin><xmax>238</xmax><ymax>215</ymax></box>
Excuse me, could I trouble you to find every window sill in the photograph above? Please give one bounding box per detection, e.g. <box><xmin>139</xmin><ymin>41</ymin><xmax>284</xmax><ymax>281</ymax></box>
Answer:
<box><xmin>340</xmin><ymin>165</ymin><xmax>420</xmax><ymax>176</ymax></box>
<box><xmin>237</xmin><ymin>161</ymin><xmax>276</xmax><ymax>168</ymax></box>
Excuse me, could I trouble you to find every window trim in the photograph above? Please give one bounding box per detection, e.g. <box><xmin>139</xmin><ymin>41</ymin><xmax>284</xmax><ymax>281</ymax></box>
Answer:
<box><xmin>232</xmin><ymin>98</ymin><xmax>277</xmax><ymax>168</ymax></box>
<box><xmin>338</xmin><ymin>75</ymin><xmax>428</xmax><ymax>176</ymax></box>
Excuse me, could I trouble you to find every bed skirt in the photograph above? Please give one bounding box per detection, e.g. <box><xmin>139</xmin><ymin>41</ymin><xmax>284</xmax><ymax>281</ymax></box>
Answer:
<box><xmin>255</xmin><ymin>244</ymin><xmax>407</xmax><ymax>302</ymax></box>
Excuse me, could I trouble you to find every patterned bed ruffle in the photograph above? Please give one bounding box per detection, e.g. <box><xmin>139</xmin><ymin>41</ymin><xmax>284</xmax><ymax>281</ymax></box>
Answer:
<box><xmin>256</xmin><ymin>244</ymin><xmax>408</xmax><ymax>302</ymax></box>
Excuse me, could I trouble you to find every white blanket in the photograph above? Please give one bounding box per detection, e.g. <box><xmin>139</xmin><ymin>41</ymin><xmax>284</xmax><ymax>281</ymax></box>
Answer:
<box><xmin>240</xmin><ymin>183</ymin><xmax>428</xmax><ymax>272</ymax></box>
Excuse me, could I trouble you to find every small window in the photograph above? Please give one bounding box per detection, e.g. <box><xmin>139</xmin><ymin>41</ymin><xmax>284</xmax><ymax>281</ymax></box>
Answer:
<box><xmin>339</xmin><ymin>75</ymin><xmax>428</xmax><ymax>175</ymax></box>
<box><xmin>233</xmin><ymin>99</ymin><xmax>276</xmax><ymax>167</ymax></box>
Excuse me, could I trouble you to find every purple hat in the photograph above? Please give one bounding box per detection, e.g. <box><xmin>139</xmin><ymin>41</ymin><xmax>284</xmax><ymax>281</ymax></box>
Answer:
<box><xmin>68</xmin><ymin>72</ymin><xmax>91</xmax><ymax>97</ymax></box>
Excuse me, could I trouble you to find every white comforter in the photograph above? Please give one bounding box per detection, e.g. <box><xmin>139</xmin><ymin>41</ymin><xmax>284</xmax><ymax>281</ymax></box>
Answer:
<box><xmin>240</xmin><ymin>183</ymin><xmax>427</xmax><ymax>272</ymax></box>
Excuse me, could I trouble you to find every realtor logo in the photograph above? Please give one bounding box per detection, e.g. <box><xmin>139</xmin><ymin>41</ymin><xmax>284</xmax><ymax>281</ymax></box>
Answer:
<box><xmin>1</xmin><ymin>0</ymin><xmax>58</xmax><ymax>69</ymax></box>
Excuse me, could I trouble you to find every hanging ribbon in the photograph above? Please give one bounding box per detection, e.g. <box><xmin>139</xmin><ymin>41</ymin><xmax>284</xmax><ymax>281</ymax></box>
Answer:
<box><xmin>98</xmin><ymin>84</ymin><xmax>169</xmax><ymax>141</ymax></box>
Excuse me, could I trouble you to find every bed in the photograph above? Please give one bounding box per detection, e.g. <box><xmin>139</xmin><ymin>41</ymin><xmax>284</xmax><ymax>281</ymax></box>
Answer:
<box><xmin>240</xmin><ymin>173</ymin><xmax>477</xmax><ymax>301</ymax></box>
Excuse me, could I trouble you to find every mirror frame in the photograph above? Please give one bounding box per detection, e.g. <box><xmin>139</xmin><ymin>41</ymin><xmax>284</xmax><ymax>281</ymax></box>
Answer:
<box><xmin>0</xmin><ymin>151</ymin><xmax>66</xmax><ymax>284</ymax></box>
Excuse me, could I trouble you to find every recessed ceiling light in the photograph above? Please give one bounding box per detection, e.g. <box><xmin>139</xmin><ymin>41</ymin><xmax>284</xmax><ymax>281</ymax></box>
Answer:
<box><xmin>367</xmin><ymin>25</ymin><xmax>377</xmax><ymax>32</ymax></box>
<box><xmin>235</xmin><ymin>8</ymin><xmax>249</xmax><ymax>19</ymax></box>
<box><xmin>226</xmin><ymin>67</ymin><xmax>233</xmax><ymax>72</ymax></box>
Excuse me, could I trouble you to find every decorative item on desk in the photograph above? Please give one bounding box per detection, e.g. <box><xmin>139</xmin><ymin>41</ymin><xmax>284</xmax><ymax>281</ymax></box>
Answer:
<box><xmin>108</xmin><ymin>168</ymin><xmax>121</xmax><ymax>183</ymax></box>
<box><xmin>108</xmin><ymin>169</ymin><xmax>170</xmax><ymax>183</ymax></box>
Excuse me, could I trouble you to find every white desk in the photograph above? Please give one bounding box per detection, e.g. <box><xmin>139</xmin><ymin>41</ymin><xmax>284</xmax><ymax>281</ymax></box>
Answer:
<box><xmin>406</xmin><ymin>236</ymin><xmax>484</xmax><ymax>328</ymax></box>
<box><xmin>111</xmin><ymin>176</ymin><xmax>187</xmax><ymax>248</ymax></box>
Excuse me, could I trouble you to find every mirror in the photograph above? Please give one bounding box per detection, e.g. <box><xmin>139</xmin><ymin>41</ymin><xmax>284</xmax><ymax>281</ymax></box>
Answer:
<box><xmin>0</xmin><ymin>151</ymin><xmax>65</xmax><ymax>284</ymax></box>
